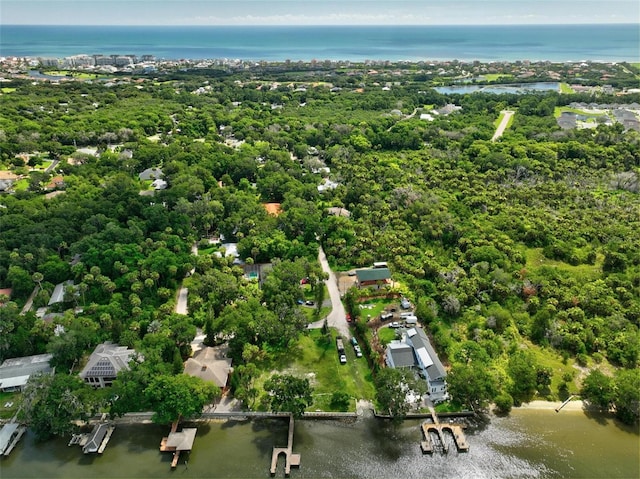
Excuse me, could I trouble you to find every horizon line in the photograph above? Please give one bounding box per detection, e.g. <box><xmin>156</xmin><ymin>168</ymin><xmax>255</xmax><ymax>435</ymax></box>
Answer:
<box><xmin>3</xmin><ymin>22</ymin><xmax>639</xmax><ymax>27</ymax></box>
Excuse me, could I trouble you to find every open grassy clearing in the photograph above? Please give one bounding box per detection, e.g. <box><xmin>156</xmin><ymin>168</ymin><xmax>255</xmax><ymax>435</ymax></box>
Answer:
<box><xmin>31</xmin><ymin>159</ymin><xmax>53</xmax><ymax>171</ymax></box>
<box><xmin>0</xmin><ymin>391</ymin><xmax>21</xmax><ymax>420</ymax></box>
<box><xmin>377</xmin><ymin>326</ymin><xmax>397</xmax><ymax>346</ymax></box>
<box><xmin>45</xmin><ymin>70</ymin><xmax>104</xmax><ymax>80</ymax></box>
<box><xmin>13</xmin><ymin>178</ymin><xmax>29</xmax><ymax>191</ymax></box>
<box><xmin>482</xmin><ymin>73</ymin><xmax>514</xmax><ymax>82</ymax></box>
<box><xmin>255</xmin><ymin>329</ymin><xmax>375</xmax><ymax>412</ymax></box>
<box><xmin>559</xmin><ymin>82</ymin><xmax>575</xmax><ymax>94</ymax></box>
<box><xmin>1</xmin><ymin>87</ymin><xmax>17</xmax><ymax>94</ymax></box>
<box><xmin>524</xmin><ymin>248</ymin><xmax>603</xmax><ymax>283</ymax></box>
<box><xmin>553</xmin><ymin>106</ymin><xmax>609</xmax><ymax>119</ymax></box>
<box><xmin>523</xmin><ymin>340</ymin><xmax>583</xmax><ymax>399</ymax></box>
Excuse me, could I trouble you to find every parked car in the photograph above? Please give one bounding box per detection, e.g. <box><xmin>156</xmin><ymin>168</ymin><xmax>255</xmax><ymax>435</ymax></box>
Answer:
<box><xmin>346</xmin><ymin>313</ymin><xmax>352</xmax><ymax>322</ymax></box>
<box><xmin>354</xmin><ymin>345</ymin><xmax>363</xmax><ymax>358</ymax></box>
<box><xmin>390</xmin><ymin>321</ymin><xmax>401</xmax><ymax>328</ymax></box>
<box><xmin>347</xmin><ymin>270</ymin><xmax>357</xmax><ymax>276</ymax></box>
<box><xmin>305</xmin><ymin>300</ymin><xmax>315</xmax><ymax>306</ymax></box>
<box><xmin>400</xmin><ymin>298</ymin><xmax>411</xmax><ymax>309</ymax></box>
<box><xmin>296</xmin><ymin>299</ymin><xmax>304</xmax><ymax>305</ymax></box>
<box><xmin>350</xmin><ymin>337</ymin><xmax>358</xmax><ymax>346</ymax></box>
<box><xmin>380</xmin><ymin>312</ymin><xmax>393</xmax><ymax>321</ymax></box>
<box><xmin>339</xmin><ymin>354</ymin><xmax>347</xmax><ymax>364</ymax></box>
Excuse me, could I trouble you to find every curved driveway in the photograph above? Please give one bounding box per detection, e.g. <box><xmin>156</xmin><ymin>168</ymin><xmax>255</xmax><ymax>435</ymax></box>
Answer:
<box><xmin>309</xmin><ymin>246</ymin><xmax>351</xmax><ymax>338</ymax></box>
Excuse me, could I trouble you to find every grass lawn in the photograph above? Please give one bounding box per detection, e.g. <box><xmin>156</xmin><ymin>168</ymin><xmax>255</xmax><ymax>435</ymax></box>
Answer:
<box><xmin>377</xmin><ymin>326</ymin><xmax>398</xmax><ymax>347</ymax></box>
<box><xmin>553</xmin><ymin>106</ymin><xmax>607</xmax><ymax>119</ymax></box>
<box><xmin>1</xmin><ymin>87</ymin><xmax>17</xmax><ymax>94</ymax></box>
<box><xmin>13</xmin><ymin>178</ymin><xmax>29</xmax><ymax>191</ymax></box>
<box><xmin>483</xmin><ymin>73</ymin><xmax>514</xmax><ymax>82</ymax></box>
<box><xmin>523</xmin><ymin>340</ymin><xmax>584</xmax><ymax>399</ymax></box>
<box><xmin>256</xmin><ymin>329</ymin><xmax>375</xmax><ymax>412</ymax></box>
<box><xmin>559</xmin><ymin>83</ymin><xmax>575</xmax><ymax>94</ymax></box>
<box><xmin>32</xmin><ymin>159</ymin><xmax>53</xmax><ymax>171</ymax></box>
<box><xmin>301</xmin><ymin>304</ymin><xmax>331</xmax><ymax>323</ymax></box>
<box><xmin>356</xmin><ymin>298</ymin><xmax>395</xmax><ymax>319</ymax></box>
<box><xmin>197</xmin><ymin>246</ymin><xmax>218</xmax><ymax>256</ymax></box>
<box><xmin>524</xmin><ymin>248</ymin><xmax>603</xmax><ymax>283</ymax></box>
<box><xmin>0</xmin><ymin>392</ymin><xmax>21</xmax><ymax>420</ymax></box>
<box><xmin>46</xmin><ymin>70</ymin><xmax>103</xmax><ymax>80</ymax></box>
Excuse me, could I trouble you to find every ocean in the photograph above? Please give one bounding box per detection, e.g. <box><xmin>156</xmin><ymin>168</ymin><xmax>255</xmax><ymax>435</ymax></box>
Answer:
<box><xmin>0</xmin><ymin>24</ymin><xmax>639</xmax><ymax>62</ymax></box>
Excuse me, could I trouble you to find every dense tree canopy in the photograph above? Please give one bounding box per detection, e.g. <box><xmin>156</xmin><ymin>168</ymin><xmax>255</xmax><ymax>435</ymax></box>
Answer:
<box><xmin>0</xmin><ymin>61</ymin><xmax>638</xmax><ymax>425</ymax></box>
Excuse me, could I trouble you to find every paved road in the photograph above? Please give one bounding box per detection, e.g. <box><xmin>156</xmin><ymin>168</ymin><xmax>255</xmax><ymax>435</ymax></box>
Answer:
<box><xmin>491</xmin><ymin>110</ymin><xmax>515</xmax><ymax>141</ymax></box>
<box><xmin>310</xmin><ymin>246</ymin><xmax>350</xmax><ymax>338</ymax></box>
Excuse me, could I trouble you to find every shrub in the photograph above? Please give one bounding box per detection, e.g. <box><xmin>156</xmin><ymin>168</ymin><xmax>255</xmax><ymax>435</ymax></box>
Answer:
<box><xmin>494</xmin><ymin>392</ymin><xmax>514</xmax><ymax>414</ymax></box>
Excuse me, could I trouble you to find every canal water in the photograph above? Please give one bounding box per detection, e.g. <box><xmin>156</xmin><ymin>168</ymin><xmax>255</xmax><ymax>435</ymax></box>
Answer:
<box><xmin>2</xmin><ymin>408</ymin><xmax>638</xmax><ymax>478</ymax></box>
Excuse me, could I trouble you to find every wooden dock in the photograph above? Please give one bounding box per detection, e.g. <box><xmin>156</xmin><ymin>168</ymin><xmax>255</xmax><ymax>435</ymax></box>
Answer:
<box><xmin>420</xmin><ymin>407</ymin><xmax>469</xmax><ymax>454</ymax></box>
<box><xmin>270</xmin><ymin>414</ymin><xmax>301</xmax><ymax>477</ymax></box>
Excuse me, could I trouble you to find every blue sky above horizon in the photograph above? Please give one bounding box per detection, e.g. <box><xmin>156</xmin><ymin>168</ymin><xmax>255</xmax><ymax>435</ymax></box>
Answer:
<box><xmin>2</xmin><ymin>0</ymin><xmax>639</xmax><ymax>26</ymax></box>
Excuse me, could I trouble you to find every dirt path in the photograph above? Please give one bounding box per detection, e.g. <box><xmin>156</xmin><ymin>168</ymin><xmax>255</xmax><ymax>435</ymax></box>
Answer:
<box><xmin>492</xmin><ymin>110</ymin><xmax>515</xmax><ymax>141</ymax></box>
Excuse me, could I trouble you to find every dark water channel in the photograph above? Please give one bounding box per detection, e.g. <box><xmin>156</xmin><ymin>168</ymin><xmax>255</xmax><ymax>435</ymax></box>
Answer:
<box><xmin>2</xmin><ymin>408</ymin><xmax>638</xmax><ymax>479</ymax></box>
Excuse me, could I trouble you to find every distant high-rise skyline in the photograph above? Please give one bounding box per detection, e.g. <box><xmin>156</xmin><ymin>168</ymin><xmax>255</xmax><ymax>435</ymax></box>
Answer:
<box><xmin>2</xmin><ymin>0</ymin><xmax>639</xmax><ymax>26</ymax></box>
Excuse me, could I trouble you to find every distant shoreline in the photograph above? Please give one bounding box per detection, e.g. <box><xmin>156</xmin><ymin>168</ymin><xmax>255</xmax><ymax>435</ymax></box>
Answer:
<box><xmin>1</xmin><ymin>23</ymin><xmax>637</xmax><ymax>63</ymax></box>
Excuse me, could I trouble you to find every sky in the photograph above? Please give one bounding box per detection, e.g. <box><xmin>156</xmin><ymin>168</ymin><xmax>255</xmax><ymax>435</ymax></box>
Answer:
<box><xmin>2</xmin><ymin>0</ymin><xmax>639</xmax><ymax>26</ymax></box>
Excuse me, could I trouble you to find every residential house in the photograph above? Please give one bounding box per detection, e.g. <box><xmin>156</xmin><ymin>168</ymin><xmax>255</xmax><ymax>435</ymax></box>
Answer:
<box><xmin>48</xmin><ymin>280</ymin><xmax>75</xmax><ymax>306</ymax></box>
<box><xmin>151</xmin><ymin>178</ymin><xmax>168</xmax><ymax>190</ymax></box>
<box><xmin>385</xmin><ymin>327</ymin><xmax>448</xmax><ymax>403</ymax></box>
<box><xmin>355</xmin><ymin>268</ymin><xmax>392</xmax><ymax>289</ymax></box>
<box><xmin>45</xmin><ymin>175</ymin><xmax>65</xmax><ymax>191</ymax></box>
<box><xmin>138</xmin><ymin>167</ymin><xmax>164</xmax><ymax>181</ymax></box>
<box><xmin>325</xmin><ymin>207</ymin><xmax>351</xmax><ymax>218</ymax></box>
<box><xmin>184</xmin><ymin>345</ymin><xmax>232</xmax><ymax>390</ymax></box>
<box><xmin>0</xmin><ymin>171</ymin><xmax>19</xmax><ymax>192</ymax></box>
<box><xmin>0</xmin><ymin>353</ymin><xmax>54</xmax><ymax>392</ymax></box>
<box><xmin>79</xmin><ymin>342</ymin><xmax>138</xmax><ymax>388</ymax></box>
<box><xmin>0</xmin><ymin>288</ymin><xmax>12</xmax><ymax>304</ymax></box>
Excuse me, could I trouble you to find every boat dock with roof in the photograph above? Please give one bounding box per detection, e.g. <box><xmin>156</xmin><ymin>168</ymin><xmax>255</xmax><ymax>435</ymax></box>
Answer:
<box><xmin>160</xmin><ymin>421</ymin><xmax>197</xmax><ymax>468</ymax></box>
<box><xmin>0</xmin><ymin>422</ymin><xmax>26</xmax><ymax>456</ymax></box>
<box><xmin>68</xmin><ymin>421</ymin><xmax>115</xmax><ymax>454</ymax></box>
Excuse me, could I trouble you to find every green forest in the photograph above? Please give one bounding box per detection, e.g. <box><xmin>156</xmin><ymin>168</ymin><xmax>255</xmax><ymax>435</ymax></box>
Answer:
<box><xmin>0</xmin><ymin>61</ymin><xmax>638</xmax><ymax>435</ymax></box>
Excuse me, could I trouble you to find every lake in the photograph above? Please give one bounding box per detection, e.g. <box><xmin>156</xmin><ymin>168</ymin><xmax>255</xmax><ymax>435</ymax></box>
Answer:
<box><xmin>434</xmin><ymin>82</ymin><xmax>561</xmax><ymax>95</ymax></box>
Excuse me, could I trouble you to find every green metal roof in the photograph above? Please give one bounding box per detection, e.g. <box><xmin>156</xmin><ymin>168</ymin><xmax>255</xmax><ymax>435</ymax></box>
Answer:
<box><xmin>355</xmin><ymin>268</ymin><xmax>391</xmax><ymax>282</ymax></box>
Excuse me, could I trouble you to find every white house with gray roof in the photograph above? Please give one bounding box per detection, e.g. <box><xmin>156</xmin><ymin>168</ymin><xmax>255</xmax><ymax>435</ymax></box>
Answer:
<box><xmin>385</xmin><ymin>327</ymin><xmax>448</xmax><ymax>403</ymax></box>
<box><xmin>79</xmin><ymin>342</ymin><xmax>138</xmax><ymax>388</ymax></box>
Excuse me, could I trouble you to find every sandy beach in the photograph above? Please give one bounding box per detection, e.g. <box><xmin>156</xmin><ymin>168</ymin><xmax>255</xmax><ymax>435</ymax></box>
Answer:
<box><xmin>517</xmin><ymin>399</ymin><xmax>587</xmax><ymax>412</ymax></box>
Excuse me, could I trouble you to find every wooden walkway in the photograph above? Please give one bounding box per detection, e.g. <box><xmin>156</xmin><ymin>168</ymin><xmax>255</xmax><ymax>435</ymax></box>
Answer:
<box><xmin>420</xmin><ymin>407</ymin><xmax>469</xmax><ymax>454</ymax></box>
<box><xmin>270</xmin><ymin>414</ymin><xmax>301</xmax><ymax>477</ymax></box>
